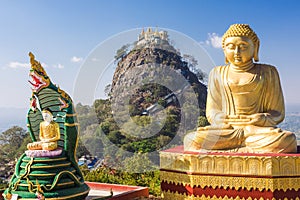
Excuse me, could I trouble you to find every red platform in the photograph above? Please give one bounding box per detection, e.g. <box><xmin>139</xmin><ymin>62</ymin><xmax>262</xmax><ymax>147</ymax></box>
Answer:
<box><xmin>86</xmin><ymin>182</ymin><xmax>149</xmax><ymax>200</ymax></box>
<box><xmin>1</xmin><ymin>182</ymin><xmax>149</xmax><ymax>200</ymax></box>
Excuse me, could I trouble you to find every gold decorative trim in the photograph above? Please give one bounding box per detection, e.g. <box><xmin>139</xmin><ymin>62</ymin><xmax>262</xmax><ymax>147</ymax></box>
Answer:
<box><xmin>42</xmin><ymin>170</ymin><xmax>82</xmax><ymax>192</ymax></box>
<box><xmin>160</xmin><ymin>171</ymin><xmax>300</xmax><ymax>192</ymax></box>
<box><xmin>162</xmin><ymin>190</ymin><xmax>300</xmax><ymax>200</ymax></box>
<box><xmin>22</xmin><ymin>157</ymin><xmax>67</xmax><ymax>163</ymax></box>
<box><xmin>18</xmin><ymin>181</ymin><xmax>75</xmax><ymax>188</ymax></box>
<box><xmin>20</xmin><ymin>170</ymin><xmax>76</xmax><ymax>177</ymax></box>
<box><xmin>66</xmin><ymin>113</ymin><xmax>77</xmax><ymax>117</ymax></box>
<box><xmin>160</xmin><ymin>151</ymin><xmax>300</xmax><ymax>176</ymax></box>
<box><xmin>64</xmin><ymin>122</ymin><xmax>79</xmax><ymax>127</ymax></box>
<box><xmin>20</xmin><ymin>162</ymin><xmax>71</xmax><ymax>169</ymax></box>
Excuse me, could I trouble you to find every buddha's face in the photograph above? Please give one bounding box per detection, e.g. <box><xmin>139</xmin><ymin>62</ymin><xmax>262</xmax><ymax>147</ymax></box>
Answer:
<box><xmin>42</xmin><ymin>112</ymin><xmax>53</xmax><ymax>123</ymax></box>
<box><xmin>224</xmin><ymin>36</ymin><xmax>255</xmax><ymax>67</ymax></box>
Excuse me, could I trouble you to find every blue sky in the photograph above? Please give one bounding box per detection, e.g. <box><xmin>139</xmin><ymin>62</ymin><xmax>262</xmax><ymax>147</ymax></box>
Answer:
<box><xmin>0</xmin><ymin>0</ymin><xmax>300</xmax><ymax>109</ymax></box>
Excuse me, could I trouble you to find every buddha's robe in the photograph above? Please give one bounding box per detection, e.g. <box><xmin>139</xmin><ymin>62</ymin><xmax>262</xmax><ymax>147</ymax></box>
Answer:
<box><xmin>184</xmin><ymin>64</ymin><xmax>297</xmax><ymax>153</ymax></box>
<box><xmin>27</xmin><ymin>121</ymin><xmax>60</xmax><ymax>151</ymax></box>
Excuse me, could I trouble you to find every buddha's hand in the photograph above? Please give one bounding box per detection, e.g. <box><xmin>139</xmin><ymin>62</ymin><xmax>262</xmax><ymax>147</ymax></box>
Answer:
<box><xmin>224</xmin><ymin>114</ymin><xmax>267</xmax><ymax>126</ymax></box>
<box><xmin>242</xmin><ymin>113</ymin><xmax>268</xmax><ymax>126</ymax></box>
<box><xmin>211</xmin><ymin>113</ymin><xmax>232</xmax><ymax>128</ymax></box>
<box><xmin>224</xmin><ymin>114</ymin><xmax>266</xmax><ymax>126</ymax></box>
<box><xmin>214</xmin><ymin>112</ymin><xmax>227</xmax><ymax>124</ymax></box>
<box><xmin>41</xmin><ymin>139</ymin><xmax>50</xmax><ymax>143</ymax></box>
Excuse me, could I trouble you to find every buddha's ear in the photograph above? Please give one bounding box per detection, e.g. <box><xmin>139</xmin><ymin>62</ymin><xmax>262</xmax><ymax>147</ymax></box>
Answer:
<box><xmin>254</xmin><ymin>42</ymin><xmax>259</xmax><ymax>62</ymax></box>
<box><xmin>224</xmin><ymin>50</ymin><xmax>229</xmax><ymax>64</ymax></box>
<box><xmin>225</xmin><ymin>57</ymin><xmax>229</xmax><ymax>64</ymax></box>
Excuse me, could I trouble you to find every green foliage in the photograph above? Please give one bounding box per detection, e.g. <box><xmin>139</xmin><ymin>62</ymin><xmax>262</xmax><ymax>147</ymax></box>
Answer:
<box><xmin>15</xmin><ymin>135</ymin><xmax>31</xmax><ymax>156</ymax></box>
<box><xmin>90</xmin><ymin>103</ymin><xmax>183</xmax><ymax>158</ymax></box>
<box><xmin>129</xmin><ymin>139</ymin><xmax>157</xmax><ymax>153</ymax></box>
<box><xmin>183</xmin><ymin>53</ymin><xmax>207</xmax><ymax>81</ymax></box>
<box><xmin>198</xmin><ymin>116</ymin><xmax>209</xmax><ymax>127</ymax></box>
<box><xmin>76</xmin><ymin>139</ymin><xmax>91</xmax><ymax>158</ymax></box>
<box><xmin>76</xmin><ymin>103</ymin><xmax>98</xmax><ymax>133</ymax></box>
<box><xmin>104</xmin><ymin>84</ymin><xmax>112</xmax><ymax>97</ymax></box>
<box><xmin>0</xmin><ymin>183</ymin><xmax>7</xmax><ymax>190</ymax></box>
<box><xmin>82</xmin><ymin>153</ymin><xmax>161</xmax><ymax>196</ymax></box>
<box><xmin>121</xmin><ymin>116</ymin><xmax>154</xmax><ymax>139</ymax></box>
<box><xmin>76</xmin><ymin>103</ymin><xmax>91</xmax><ymax>115</ymax></box>
<box><xmin>0</xmin><ymin>126</ymin><xmax>28</xmax><ymax>159</ymax></box>
<box><xmin>157</xmin><ymin>98</ymin><xmax>167</xmax><ymax>107</ymax></box>
<box><xmin>107</xmin><ymin>130</ymin><xmax>126</xmax><ymax>145</ymax></box>
<box><xmin>100</xmin><ymin>121</ymin><xmax>110</xmax><ymax>135</ymax></box>
<box><xmin>0</xmin><ymin>126</ymin><xmax>29</xmax><ymax>183</ymax></box>
<box><xmin>122</xmin><ymin>153</ymin><xmax>157</xmax><ymax>172</ymax></box>
<box><xmin>93</xmin><ymin>99</ymin><xmax>112</xmax><ymax>124</ymax></box>
<box><xmin>129</xmin><ymin>83</ymin><xmax>174</xmax><ymax>115</ymax></box>
<box><xmin>84</xmin><ymin>167</ymin><xmax>122</xmax><ymax>183</ymax></box>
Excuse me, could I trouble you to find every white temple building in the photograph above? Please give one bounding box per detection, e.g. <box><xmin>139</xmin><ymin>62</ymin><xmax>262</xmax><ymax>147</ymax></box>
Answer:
<box><xmin>136</xmin><ymin>28</ymin><xmax>169</xmax><ymax>47</ymax></box>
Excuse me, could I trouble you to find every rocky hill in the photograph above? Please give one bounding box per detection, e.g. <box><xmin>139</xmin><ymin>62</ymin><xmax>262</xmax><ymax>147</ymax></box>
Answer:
<box><xmin>111</xmin><ymin>28</ymin><xmax>207</xmax><ymax>120</ymax></box>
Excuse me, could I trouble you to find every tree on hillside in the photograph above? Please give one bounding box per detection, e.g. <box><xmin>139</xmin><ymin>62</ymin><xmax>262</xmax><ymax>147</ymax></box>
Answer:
<box><xmin>183</xmin><ymin>54</ymin><xmax>206</xmax><ymax>82</ymax></box>
<box><xmin>0</xmin><ymin>126</ymin><xmax>27</xmax><ymax>146</ymax></box>
<box><xmin>0</xmin><ymin>126</ymin><xmax>29</xmax><ymax>166</ymax></box>
<box><xmin>76</xmin><ymin>139</ymin><xmax>91</xmax><ymax>158</ymax></box>
<box><xmin>93</xmin><ymin>99</ymin><xmax>112</xmax><ymax>124</ymax></box>
<box><xmin>76</xmin><ymin>103</ymin><xmax>91</xmax><ymax>115</ymax></box>
<box><xmin>76</xmin><ymin>103</ymin><xmax>98</xmax><ymax>133</ymax></box>
<box><xmin>104</xmin><ymin>84</ymin><xmax>112</xmax><ymax>97</ymax></box>
<box><xmin>114</xmin><ymin>44</ymin><xmax>130</xmax><ymax>61</ymax></box>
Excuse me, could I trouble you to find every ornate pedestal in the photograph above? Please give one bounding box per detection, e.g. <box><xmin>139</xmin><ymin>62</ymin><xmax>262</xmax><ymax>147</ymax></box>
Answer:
<box><xmin>3</xmin><ymin>152</ymin><xmax>90</xmax><ymax>200</ymax></box>
<box><xmin>160</xmin><ymin>146</ymin><xmax>300</xmax><ymax>200</ymax></box>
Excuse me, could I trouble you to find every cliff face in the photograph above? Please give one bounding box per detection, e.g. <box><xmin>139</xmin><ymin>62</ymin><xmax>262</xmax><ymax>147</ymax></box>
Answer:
<box><xmin>111</xmin><ymin>46</ymin><xmax>207</xmax><ymax>116</ymax></box>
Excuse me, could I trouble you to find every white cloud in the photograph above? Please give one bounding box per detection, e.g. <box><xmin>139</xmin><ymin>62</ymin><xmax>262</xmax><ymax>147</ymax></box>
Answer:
<box><xmin>70</xmin><ymin>56</ymin><xmax>83</xmax><ymax>63</ymax></box>
<box><xmin>53</xmin><ymin>63</ymin><xmax>64</xmax><ymax>69</ymax></box>
<box><xmin>8</xmin><ymin>62</ymin><xmax>30</xmax><ymax>69</ymax></box>
<box><xmin>7</xmin><ymin>61</ymin><xmax>64</xmax><ymax>71</ymax></box>
<box><xmin>204</xmin><ymin>33</ymin><xmax>222</xmax><ymax>49</ymax></box>
<box><xmin>7</xmin><ymin>61</ymin><xmax>49</xmax><ymax>69</ymax></box>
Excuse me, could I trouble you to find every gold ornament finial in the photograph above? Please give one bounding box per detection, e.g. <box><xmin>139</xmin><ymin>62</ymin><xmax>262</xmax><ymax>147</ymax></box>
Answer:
<box><xmin>222</xmin><ymin>24</ymin><xmax>260</xmax><ymax>62</ymax></box>
<box><xmin>29</xmin><ymin>52</ymin><xmax>35</xmax><ymax>64</ymax></box>
<box><xmin>28</xmin><ymin>52</ymin><xmax>48</xmax><ymax>77</ymax></box>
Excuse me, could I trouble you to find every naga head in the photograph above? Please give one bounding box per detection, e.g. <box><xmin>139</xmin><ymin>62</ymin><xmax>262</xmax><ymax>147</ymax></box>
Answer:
<box><xmin>28</xmin><ymin>52</ymin><xmax>50</xmax><ymax>93</ymax></box>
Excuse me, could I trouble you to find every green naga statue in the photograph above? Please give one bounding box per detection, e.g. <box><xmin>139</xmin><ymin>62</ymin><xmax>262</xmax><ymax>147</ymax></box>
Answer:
<box><xmin>3</xmin><ymin>53</ymin><xmax>90</xmax><ymax>200</ymax></box>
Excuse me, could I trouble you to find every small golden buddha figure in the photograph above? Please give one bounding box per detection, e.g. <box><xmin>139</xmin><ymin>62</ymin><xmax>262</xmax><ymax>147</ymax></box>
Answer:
<box><xmin>27</xmin><ymin>109</ymin><xmax>60</xmax><ymax>151</ymax></box>
<box><xmin>184</xmin><ymin>24</ymin><xmax>297</xmax><ymax>153</ymax></box>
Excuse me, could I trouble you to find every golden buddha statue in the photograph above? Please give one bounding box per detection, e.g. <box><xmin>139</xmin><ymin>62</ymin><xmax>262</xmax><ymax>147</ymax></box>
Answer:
<box><xmin>184</xmin><ymin>24</ymin><xmax>297</xmax><ymax>153</ymax></box>
<box><xmin>27</xmin><ymin>109</ymin><xmax>60</xmax><ymax>151</ymax></box>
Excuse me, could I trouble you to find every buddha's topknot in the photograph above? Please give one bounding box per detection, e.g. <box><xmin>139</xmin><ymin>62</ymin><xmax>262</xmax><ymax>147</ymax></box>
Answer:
<box><xmin>222</xmin><ymin>24</ymin><xmax>260</xmax><ymax>49</ymax></box>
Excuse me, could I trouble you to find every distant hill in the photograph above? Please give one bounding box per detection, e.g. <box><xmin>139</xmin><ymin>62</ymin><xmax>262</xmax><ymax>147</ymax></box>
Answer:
<box><xmin>279</xmin><ymin>112</ymin><xmax>300</xmax><ymax>142</ymax></box>
<box><xmin>286</xmin><ymin>104</ymin><xmax>300</xmax><ymax>113</ymax></box>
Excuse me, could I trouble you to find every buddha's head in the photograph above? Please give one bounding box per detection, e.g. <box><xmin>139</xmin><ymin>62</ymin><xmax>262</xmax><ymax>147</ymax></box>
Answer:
<box><xmin>222</xmin><ymin>24</ymin><xmax>260</xmax><ymax>66</ymax></box>
<box><xmin>42</xmin><ymin>109</ymin><xmax>53</xmax><ymax>123</ymax></box>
